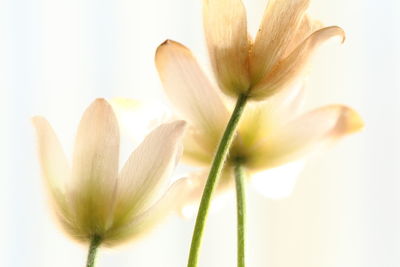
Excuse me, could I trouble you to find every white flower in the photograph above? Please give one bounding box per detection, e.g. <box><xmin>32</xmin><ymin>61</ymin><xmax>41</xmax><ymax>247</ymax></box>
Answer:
<box><xmin>203</xmin><ymin>0</ymin><xmax>344</xmax><ymax>100</ymax></box>
<box><xmin>32</xmin><ymin>99</ymin><xmax>188</xmax><ymax>246</ymax></box>
<box><xmin>156</xmin><ymin>41</ymin><xmax>363</xmax><ymax>208</ymax></box>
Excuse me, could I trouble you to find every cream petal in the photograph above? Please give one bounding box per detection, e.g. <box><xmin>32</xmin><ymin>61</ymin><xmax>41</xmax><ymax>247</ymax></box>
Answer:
<box><xmin>246</xmin><ymin>105</ymin><xmax>363</xmax><ymax>171</ymax></box>
<box><xmin>69</xmin><ymin>99</ymin><xmax>120</xmax><ymax>233</ymax></box>
<box><xmin>156</xmin><ymin>40</ymin><xmax>229</xmax><ymax>162</ymax></box>
<box><xmin>250</xmin><ymin>0</ymin><xmax>310</xmax><ymax>82</ymax></box>
<box><xmin>203</xmin><ymin>0</ymin><xmax>251</xmax><ymax>96</ymax></box>
<box><xmin>173</xmin><ymin>168</ymin><xmax>234</xmax><ymax>218</ymax></box>
<box><xmin>32</xmin><ymin>117</ymin><xmax>76</xmax><ymax>236</ymax></box>
<box><xmin>250</xmin><ymin>26</ymin><xmax>345</xmax><ymax>100</ymax></box>
<box><xmin>155</xmin><ymin>40</ymin><xmax>229</xmax><ymax>135</ymax></box>
<box><xmin>32</xmin><ymin>116</ymin><xmax>69</xmax><ymax>196</ymax></box>
<box><xmin>182</xmin><ymin>128</ymin><xmax>215</xmax><ymax>166</ymax></box>
<box><xmin>104</xmin><ymin>176</ymin><xmax>195</xmax><ymax>245</ymax></box>
<box><xmin>236</xmin><ymin>84</ymin><xmax>305</xmax><ymax>151</ymax></box>
<box><xmin>284</xmin><ymin>16</ymin><xmax>324</xmax><ymax>58</ymax></box>
<box><xmin>115</xmin><ymin>121</ymin><xmax>186</xmax><ymax>218</ymax></box>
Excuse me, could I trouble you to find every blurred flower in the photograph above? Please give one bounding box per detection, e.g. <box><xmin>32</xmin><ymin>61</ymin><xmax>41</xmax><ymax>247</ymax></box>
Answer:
<box><xmin>195</xmin><ymin>0</ymin><xmax>344</xmax><ymax>100</ymax></box>
<box><xmin>32</xmin><ymin>99</ymin><xmax>189</xmax><ymax>246</ymax></box>
<box><xmin>156</xmin><ymin>40</ymin><xmax>363</xmax><ymax>207</ymax></box>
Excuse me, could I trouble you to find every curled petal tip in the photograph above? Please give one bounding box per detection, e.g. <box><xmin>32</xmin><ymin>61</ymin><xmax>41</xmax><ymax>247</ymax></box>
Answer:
<box><xmin>336</xmin><ymin>26</ymin><xmax>346</xmax><ymax>43</ymax></box>
<box><xmin>327</xmin><ymin>26</ymin><xmax>346</xmax><ymax>44</ymax></box>
<box><xmin>341</xmin><ymin>107</ymin><xmax>364</xmax><ymax>133</ymax></box>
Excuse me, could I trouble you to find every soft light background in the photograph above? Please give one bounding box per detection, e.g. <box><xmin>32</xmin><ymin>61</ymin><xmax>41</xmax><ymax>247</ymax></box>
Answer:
<box><xmin>0</xmin><ymin>0</ymin><xmax>399</xmax><ymax>266</ymax></box>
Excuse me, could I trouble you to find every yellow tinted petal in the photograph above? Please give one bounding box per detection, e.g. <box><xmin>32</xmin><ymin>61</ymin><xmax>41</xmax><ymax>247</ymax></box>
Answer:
<box><xmin>70</xmin><ymin>99</ymin><xmax>120</xmax><ymax>235</ymax></box>
<box><xmin>32</xmin><ymin>116</ymin><xmax>69</xmax><ymax>197</ymax></box>
<box><xmin>203</xmin><ymin>0</ymin><xmax>251</xmax><ymax>96</ymax></box>
<box><xmin>247</xmin><ymin>105</ymin><xmax>363</xmax><ymax>170</ymax></box>
<box><xmin>116</xmin><ymin>121</ymin><xmax>186</xmax><ymax>219</ymax></box>
<box><xmin>32</xmin><ymin>117</ymin><xmax>79</xmax><ymax>239</ymax></box>
<box><xmin>104</xmin><ymin>176</ymin><xmax>195</xmax><ymax>245</ymax></box>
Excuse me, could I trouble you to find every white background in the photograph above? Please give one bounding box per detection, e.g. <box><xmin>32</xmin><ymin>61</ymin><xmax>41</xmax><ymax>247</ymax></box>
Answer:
<box><xmin>0</xmin><ymin>0</ymin><xmax>399</xmax><ymax>266</ymax></box>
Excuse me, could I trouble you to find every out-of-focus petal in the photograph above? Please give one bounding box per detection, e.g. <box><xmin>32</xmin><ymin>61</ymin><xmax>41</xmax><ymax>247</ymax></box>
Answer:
<box><xmin>32</xmin><ymin>116</ymin><xmax>69</xmax><ymax>197</ymax></box>
<box><xmin>173</xmin><ymin>168</ymin><xmax>234</xmax><ymax>218</ymax></box>
<box><xmin>250</xmin><ymin>26</ymin><xmax>345</xmax><ymax>100</ymax></box>
<box><xmin>250</xmin><ymin>0</ymin><xmax>310</xmax><ymax>82</ymax></box>
<box><xmin>114</xmin><ymin>121</ymin><xmax>186</xmax><ymax>222</ymax></box>
<box><xmin>104</xmin><ymin>176</ymin><xmax>196</xmax><ymax>245</ymax></box>
<box><xmin>246</xmin><ymin>105</ymin><xmax>363</xmax><ymax>171</ymax></box>
<box><xmin>70</xmin><ymin>99</ymin><xmax>120</xmax><ymax>234</ymax></box>
<box><xmin>182</xmin><ymin>128</ymin><xmax>215</xmax><ymax>166</ymax></box>
<box><xmin>32</xmin><ymin>117</ymin><xmax>76</xmax><ymax>236</ymax></box>
<box><xmin>235</xmin><ymin>84</ymin><xmax>305</xmax><ymax>152</ymax></box>
<box><xmin>155</xmin><ymin>40</ymin><xmax>229</xmax><ymax>136</ymax></box>
<box><xmin>203</xmin><ymin>0</ymin><xmax>250</xmax><ymax>96</ymax></box>
<box><xmin>251</xmin><ymin>161</ymin><xmax>305</xmax><ymax>199</ymax></box>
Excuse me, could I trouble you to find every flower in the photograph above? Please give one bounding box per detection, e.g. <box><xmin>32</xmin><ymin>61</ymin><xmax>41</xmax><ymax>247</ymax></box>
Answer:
<box><xmin>201</xmin><ymin>0</ymin><xmax>344</xmax><ymax>100</ymax></box>
<box><xmin>155</xmin><ymin>40</ymin><xmax>363</xmax><ymax>206</ymax></box>
<box><xmin>32</xmin><ymin>99</ymin><xmax>188</xmax><ymax>246</ymax></box>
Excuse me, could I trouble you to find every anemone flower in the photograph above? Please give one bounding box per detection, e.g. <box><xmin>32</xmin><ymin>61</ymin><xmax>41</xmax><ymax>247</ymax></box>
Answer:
<box><xmin>156</xmin><ymin>40</ymin><xmax>363</xmax><ymax>210</ymax></box>
<box><xmin>202</xmin><ymin>0</ymin><xmax>344</xmax><ymax>100</ymax></box>
<box><xmin>32</xmin><ymin>99</ymin><xmax>188</xmax><ymax>266</ymax></box>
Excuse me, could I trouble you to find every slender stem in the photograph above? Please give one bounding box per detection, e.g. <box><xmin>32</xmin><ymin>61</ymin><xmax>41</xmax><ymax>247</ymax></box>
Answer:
<box><xmin>187</xmin><ymin>93</ymin><xmax>248</xmax><ymax>267</ymax></box>
<box><xmin>234</xmin><ymin>162</ymin><xmax>247</xmax><ymax>267</ymax></box>
<box><xmin>86</xmin><ymin>235</ymin><xmax>102</xmax><ymax>267</ymax></box>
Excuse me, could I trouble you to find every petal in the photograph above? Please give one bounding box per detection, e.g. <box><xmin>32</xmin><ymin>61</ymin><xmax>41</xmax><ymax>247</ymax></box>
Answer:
<box><xmin>250</xmin><ymin>26</ymin><xmax>345</xmax><ymax>100</ymax></box>
<box><xmin>32</xmin><ymin>117</ymin><xmax>77</xmax><ymax>237</ymax></box>
<box><xmin>156</xmin><ymin>40</ymin><xmax>229</xmax><ymax>163</ymax></box>
<box><xmin>284</xmin><ymin>16</ymin><xmax>324</xmax><ymax>58</ymax></box>
<box><xmin>104</xmin><ymin>176</ymin><xmax>196</xmax><ymax>245</ymax></box>
<box><xmin>110</xmin><ymin>98</ymin><xmax>173</xmax><ymax>164</ymax></box>
<box><xmin>250</xmin><ymin>0</ymin><xmax>310</xmax><ymax>82</ymax></box>
<box><xmin>155</xmin><ymin>40</ymin><xmax>229</xmax><ymax>134</ymax></box>
<box><xmin>203</xmin><ymin>0</ymin><xmax>251</xmax><ymax>96</ymax></box>
<box><xmin>173</xmin><ymin>168</ymin><xmax>234</xmax><ymax>218</ymax></box>
<box><xmin>182</xmin><ymin>128</ymin><xmax>215</xmax><ymax>166</ymax></box>
<box><xmin>235</xmin><ymin>84</ymin><xmax>305</xmax><ymax>150</ymax></box>
<box><xmin>32</xmin><ymin>116</ymin><xmax>69</xmax><ymax>196</ymax></box>
<box><xmin>115</xmin><ymin>120</ymin><xmax>187</xmax><ymax>220</ymax></box>
<box><xmin>69</xmin><ymin>99</ymin><xmax>120</xmax><ymax>234</ymax></box>
<box><xmin>246</xmin><ymin>105</ymin><xmax>363</xmax><ymax>171</ymax></box>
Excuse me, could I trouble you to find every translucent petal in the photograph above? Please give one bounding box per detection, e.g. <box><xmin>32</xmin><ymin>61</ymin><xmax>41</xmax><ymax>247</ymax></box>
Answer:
<box><xmin>247</xmin><ymin>105</ymin><xmax>363</xmax><ymax>171</ymax></box>
<box><xmin>250</xmin><ymin>26</ymin><xmax>345</xmax><ymax>100</ymax></box>
<box><xmin>114</xmin><ymin>121</ymin><xmax>186</xmax><ymax>222</ymax></box>
<box><xmin>70</xmin><ymin>99</ymin><xmax>120</xmax><ymax>235</ymax></box>
<box><xmin>203</xmin><ymin>0</ymin><xmax>250</xmax><ymax>95</ymax></box>
<box><xmin>156</xmin><ymin>40</ymin><xmax>229</xmax><ymax>163</ymax></box>
<box><xmin>250</xmin><ymin>0</ymin><xmax>310</xmax><ymax>82</ymax></box>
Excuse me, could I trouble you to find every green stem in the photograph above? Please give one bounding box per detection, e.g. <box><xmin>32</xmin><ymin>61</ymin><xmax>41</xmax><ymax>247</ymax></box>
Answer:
<box><xmin>234</xmin><ymin>162</ymin><xmax>247</xmax><ymax>267</ymax></box>
<box><xmin>187</xmin><ymin>93</ymin><xmax>248</xmax><ymax>267</ymax></box>
<box><xmin>86</xmin><ymin>235</ymin><xmax>101</xmax><ymax>267</ymax></box>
